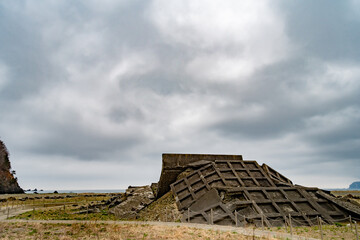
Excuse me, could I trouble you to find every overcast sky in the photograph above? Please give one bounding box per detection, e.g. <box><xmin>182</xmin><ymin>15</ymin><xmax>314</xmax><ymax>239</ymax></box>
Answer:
<box><xmin>0</xmin><ymin>0</ymin><xmax>359</xmax><ymax>190</ymax></box>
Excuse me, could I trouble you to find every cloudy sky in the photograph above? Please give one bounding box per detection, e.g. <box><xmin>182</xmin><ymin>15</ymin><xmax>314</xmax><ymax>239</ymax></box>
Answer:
<box><xmin>0</xmin><ymin>0</ymin><xmax>359</xmax><ymax>190</ymax></box>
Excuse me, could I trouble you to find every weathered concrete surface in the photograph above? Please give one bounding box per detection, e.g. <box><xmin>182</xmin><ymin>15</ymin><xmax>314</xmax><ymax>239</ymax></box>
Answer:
<box><xmin>317</xmin><ymin>190</ymin><xmax>360</xmax><ymax>215</ymax></box>
<box><xmin>113</xmin><ymin>186</ymin><xmax>154</xmax><ymax>220</ymax></box>
<box><xmin>157</xmin><ymin>153</ymin><xmax>243</xmax><ymax>198</ymax></box>
<box><xmin>169</xmin><ymin>157</ymin><xmax>360</xmax><ymax>227</ymax></box>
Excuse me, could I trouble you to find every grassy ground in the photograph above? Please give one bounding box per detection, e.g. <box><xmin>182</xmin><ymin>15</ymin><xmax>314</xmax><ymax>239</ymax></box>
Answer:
<box><xmin>268</xmin><ymin>222</ymin><xmax>359</xmax><ymax>240</ymax></box>
<box><xmin>331</xmin><ymin>191</ymin><xmax>360</xmax><ymax>197</ymax></box>
<box><xmin>332</xmin><ymin>190</ymin><xmax>360</xmax><ymax>205</ymax></box>
<box><xmin>10</xmin><ymin>207</ymin><xmax>117</xmax><ymax>221</ymax></box>
<box><xmin>2</xmin><ymin>193</ymin><xmax>119</xmax><ymax>221</ymax></box>
<box><xmin>0</xmin><ymin>222</ymin><xmax>272</xmax><ymax>240</ymax></box>
<box><xmin>2</xmin><ymin>191</ymin><xmax>360</xmax><ymax>239</ymax></box>
<box><xmin>138</xmin><ymin>192</ymin><xmax>181</xmax><ymax>222</ymax></box>
<box><xmin>0</xmin><ymin>193</ymin><xmax>116</xmax><ymax>209</ymax></box>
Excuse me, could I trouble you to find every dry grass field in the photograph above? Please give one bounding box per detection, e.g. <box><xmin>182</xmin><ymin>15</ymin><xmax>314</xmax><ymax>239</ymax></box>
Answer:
<box><xmin>0</xmin><ymin>222</ymin><xmax>273</xmax><ymax>240</ymax></box>
<box><xmin>1</xmin><ymin>190</ymin><xmax>360</xmax><ymax>239</ymax></box>
<box><xmin>268</xmin><ymin>223</ymin><xmax>359</xmax><ymax>240</ymax></box>
<box><xmin>0</xmin><ymin>193</ymin><xmax>114</xmax><ymax>207</ymax></box>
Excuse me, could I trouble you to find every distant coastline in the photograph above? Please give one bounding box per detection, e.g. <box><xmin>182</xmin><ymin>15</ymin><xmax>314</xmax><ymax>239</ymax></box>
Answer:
<box><xmin>324</xmin><ymin>188</ymin><xmax>360</xmax><ymax>191</ymax></box>
<box><xmin>24</xmin><ymin>189</ymin><xmax>125</xmax><ymax>194</ymax></box>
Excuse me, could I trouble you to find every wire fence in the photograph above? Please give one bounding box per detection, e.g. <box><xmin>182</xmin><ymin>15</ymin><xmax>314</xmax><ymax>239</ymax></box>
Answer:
<box><xmin>0</xmin><ymin>199</ymin><xmax>107</xmax><ymax>220</ymax></box>
<box><xmin>1</xmin><ymin>197</ymin><xmax>359</xmax><ymax>240</ymax></box>
<box><xmin>185</xmin><ymin>207</ymin><xmax>360</xmax><ymax>240</ymax></box>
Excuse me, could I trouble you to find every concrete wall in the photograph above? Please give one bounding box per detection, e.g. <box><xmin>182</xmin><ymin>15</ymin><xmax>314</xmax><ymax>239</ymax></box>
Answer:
<box><xmin>156</xmin><ymin>153</ymin><xmax>243</xmax><ymax>198</ymax></box>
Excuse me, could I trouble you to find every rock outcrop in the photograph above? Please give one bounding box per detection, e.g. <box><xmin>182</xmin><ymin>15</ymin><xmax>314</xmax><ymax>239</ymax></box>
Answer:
<box><xmin>0</xmin><ymin>139</ymin><xmax>23</xmax><ymax>194</ymax></box>
<box><xmin>350</xmin><ymin>181</ymin><xmax>360</xmax><ymax>190</ymax></box>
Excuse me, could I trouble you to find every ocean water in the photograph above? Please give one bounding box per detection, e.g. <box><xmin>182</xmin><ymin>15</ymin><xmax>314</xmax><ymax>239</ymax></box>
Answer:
<box><xmin>25</xmin><ymin>189</ymin><xmax>125</xmax><ymax>194</ymax></box>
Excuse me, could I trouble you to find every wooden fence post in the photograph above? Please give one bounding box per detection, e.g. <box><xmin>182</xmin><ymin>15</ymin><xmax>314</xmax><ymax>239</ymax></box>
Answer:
<box><xmin>318</xmin><ymin>216</ymin><xmax>323</xmax><ymax>240</ymax></box>
<box><xmin>235</xmin><ymin>210</ymin><xmax>238</xmax><ymax>227</ymax></box>
<box><xmin>289</xmin><ymin>214</ymin><xmax>293</xmax><ymax>238</ymax></box>
<box><xmin>211</xmin><ymin>208</ymin><xmax>214</xmax><ymax>225</ymax></box>
<box><xmin>355</xmin><ymin>221</ymin><xmax>359</xmax><ymax>240</ymax></box>
<box><xmin>187</xmin><ymin>208</ymin><xmax>190</xmax><ymax>223</ymax></box>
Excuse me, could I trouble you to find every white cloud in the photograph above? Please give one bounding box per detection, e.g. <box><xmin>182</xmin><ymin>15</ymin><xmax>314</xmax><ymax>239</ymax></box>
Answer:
<box><xmin>186</xmin><ymin>54</ymin><xmax>255</xmax><ymax>81</ymax></box>
<box><xmin>109</xmin><ymin>51</ymin><xmax>158</xmax><ymax>82</ymax></box>
<box><xmin>307</xmin><ymin>63</ymin><xmax>360</xmax><ymax>101</ymax></box>
<box><xmin>149</xmin><ymin>0</ymin><xmax>291</xmax><ymax>80</ymax></box>
<box><xmin>1</xmin><ymin>0</ymin><xmax>360</xmax><ymax>190</ymax></box>
<box><xmin>25</xmin><ymin>49</ymin><xmax>158</xmax><ymax>138</ymax></box>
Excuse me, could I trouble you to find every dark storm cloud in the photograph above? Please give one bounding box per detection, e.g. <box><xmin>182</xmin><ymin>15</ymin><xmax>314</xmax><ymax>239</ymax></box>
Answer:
<box><xmin>0</xmin><ymin>0</ymin><xmax>359</xmax><ymax>189</ymax></box>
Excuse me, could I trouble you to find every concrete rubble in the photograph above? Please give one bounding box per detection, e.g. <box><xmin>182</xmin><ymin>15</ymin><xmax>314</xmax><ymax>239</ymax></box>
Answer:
<box><xmin>113</xmin><ymin>186</ymin><xmax>155</xmax><ymax>220</ymax></box>
<box><xmin>156</xmin><ymin>153</ymin><xmax>360</xmax><ymax>227</ymax></box>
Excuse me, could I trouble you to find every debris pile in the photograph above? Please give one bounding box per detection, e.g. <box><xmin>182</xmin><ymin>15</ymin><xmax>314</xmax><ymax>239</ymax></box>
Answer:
<box><xmin>113</xmin><ymin>186</ymin><xmax>155</xmax><ymax>220</ymax></box>
<box><xmin>82</xmin><ymin>153</ymin><xmax>359</xmax><ymax>227</ymax></box>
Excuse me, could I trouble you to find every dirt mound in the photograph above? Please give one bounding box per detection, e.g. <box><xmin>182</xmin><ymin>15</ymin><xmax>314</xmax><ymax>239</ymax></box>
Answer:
<box><xmin>138</xmin><ymin>191</ymin><xmax>181</xmax><ymax>222</ymax></box>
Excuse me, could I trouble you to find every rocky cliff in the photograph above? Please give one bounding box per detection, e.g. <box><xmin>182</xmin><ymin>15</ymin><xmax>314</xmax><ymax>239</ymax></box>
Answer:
<box><xmin>0</xmin><ymin>139</ymin><xmax>23</xmax><ymax>194</ymax></box>
<box><xmin>349</xmin><ymin>181</ymin><xmax>360</xmax><ymax>190</ymax></box>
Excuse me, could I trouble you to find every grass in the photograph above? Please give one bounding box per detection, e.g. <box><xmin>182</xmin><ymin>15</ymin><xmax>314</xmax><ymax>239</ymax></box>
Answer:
<box><xmin>332</xmin><ymin>190</ymin><xmax>360</xmax><ymax>205</ymax></box>
<box><xmin>2</xmin><ymin>191</ymin><xmax>360</xmax><ymax>239</ymax></box>
<box><xmin>138</xmin><ymin>191</ymin><xmax>182</xmax><ymax>222</ymax></box>
<box><xmin>0</xmin><ymin>222</ymin><xmax>275</xmax><ymax>240</ymax></box>
<box><xmin>1</xmin><ymin>192</ymin><xmax>119</xmax><ymax>221</ymax></box>
<box><xmin>268</xmin><ymin>222</ymin><xmax>359</xmax><ymax>240</ymax></box>
<box><xmin>11</xmin><ymin>207</ymin><xmax>117</xmax><ymax>221</ymax></box>
<box><xmin>0</xmin><ymin>192</ymin><xmax>116</xmax><ymax>209</ymax></box>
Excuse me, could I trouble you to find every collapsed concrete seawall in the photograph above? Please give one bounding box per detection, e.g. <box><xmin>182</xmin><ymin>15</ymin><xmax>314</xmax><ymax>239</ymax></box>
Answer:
<box><xmin>156</xmin><ymin>153</ymin><xmax>360</xmax><ymax>227</ymax></box>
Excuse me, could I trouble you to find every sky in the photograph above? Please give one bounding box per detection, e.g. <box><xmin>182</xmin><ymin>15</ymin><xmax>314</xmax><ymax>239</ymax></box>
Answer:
<box><xmin>0</xmin><ymin>0</ymin><xmax>359</xmax><ymax>190</ymax></box>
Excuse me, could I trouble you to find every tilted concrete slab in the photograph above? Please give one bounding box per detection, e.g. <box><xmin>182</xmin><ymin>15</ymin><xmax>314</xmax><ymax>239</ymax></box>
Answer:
<box><xmin>156</xmin><ymin>153</ymin><xmax>243</xmax><ymax>198</ymax></box>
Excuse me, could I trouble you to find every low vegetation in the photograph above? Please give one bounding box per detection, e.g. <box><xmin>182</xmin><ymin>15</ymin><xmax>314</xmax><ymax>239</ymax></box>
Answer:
<box><xmin>1</xmin><ymin>191</ymin><xmax>360</xmax><ymax>239</ymax></box>
<box><xmin>0</xmin><ymin>193</ymin><xmax>115</xmax><ymax>208</ymax></box>
<box><xmin>0</xmin><ymin>222</ymin><xmax>272</xmax><ymax>240</ymax></box>
<box><xmin>138</xmin><ymin>192</ymin><xmax>182</xmax><ymax>222</ymax></box>
<box><xmin>268</xmin><ymin>222</ymin><xmax>358</xmax><ymax>240</ymax></box>
<box><xmin>332</xmin><ymin>190</ymin><xmax>360</xmax><ymax>205</ymax></box>
<box><xmin>11</xmin><ymin>207</ymin><xmax>117</xmax><ymax>221</ymax></box>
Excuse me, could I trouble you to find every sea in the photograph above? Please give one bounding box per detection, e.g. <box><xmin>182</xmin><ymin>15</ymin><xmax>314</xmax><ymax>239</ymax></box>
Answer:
<box><xmin>25</xmin><ymin>189</ymin><xmax>125</xmax><ymax>194</ymax></box>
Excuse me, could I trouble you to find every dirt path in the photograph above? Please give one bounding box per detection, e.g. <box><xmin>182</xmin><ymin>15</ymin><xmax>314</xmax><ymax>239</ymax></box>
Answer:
<box><xmin>0</xmin><ymin>217</ymin><xmax>319</xmax><ymax>240</ymax></box>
